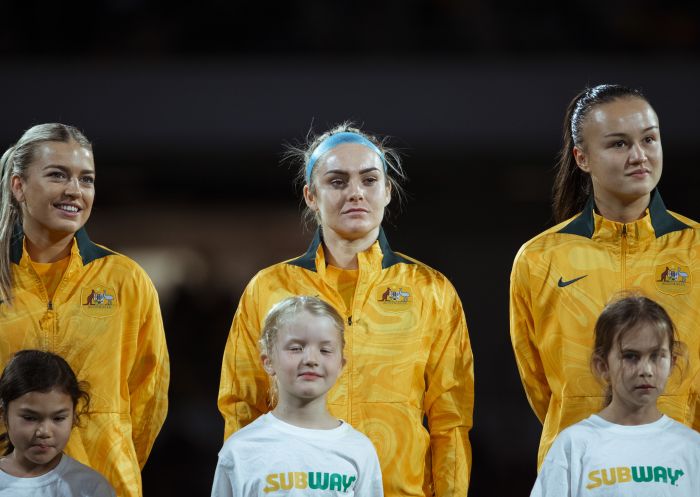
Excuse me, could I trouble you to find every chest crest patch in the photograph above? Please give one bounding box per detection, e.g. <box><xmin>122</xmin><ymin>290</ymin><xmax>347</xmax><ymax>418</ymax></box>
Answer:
<box><xmin>376</xmin><ymin>285</ymin><xmax>413</xmax><ymax>309</ymax></box>
<box><xmin>81</xmin><ymin>286</ymin><xmax>118</xmax><ymax>317</ymax></box>
<box><xmin>655</xmin><ymin>262</ymin><xmax>691</xmax><ymax>296</ymax></box>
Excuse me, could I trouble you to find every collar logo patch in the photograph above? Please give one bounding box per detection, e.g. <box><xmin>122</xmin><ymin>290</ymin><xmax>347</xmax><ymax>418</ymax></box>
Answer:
<box><xmin>655</xmin><ymin>262</ymin><xmax>691</xmax><ymax>295</ymax></box>
<box><xmin>81</xmin><ymin>286</ymin><xmax>117</xmax><ymax>318</ymax></box>
<box><xmin>376</xmin><ymin>285</ymin><xmax>412</xmax><ymax>309</ymax></box>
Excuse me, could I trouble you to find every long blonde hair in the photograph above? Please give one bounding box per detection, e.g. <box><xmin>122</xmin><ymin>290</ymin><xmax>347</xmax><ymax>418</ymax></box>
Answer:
<box><xmin>0</xmin><ymin>123</ymin><xmax>91</xmax><ymax>303</ymax></box>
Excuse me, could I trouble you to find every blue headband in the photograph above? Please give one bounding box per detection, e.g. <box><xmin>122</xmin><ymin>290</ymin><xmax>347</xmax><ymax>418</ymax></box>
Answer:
<box><xmin>305</xmin><ymin>131</ymin><xmax>386</xmax><ymax>184</ymax></box>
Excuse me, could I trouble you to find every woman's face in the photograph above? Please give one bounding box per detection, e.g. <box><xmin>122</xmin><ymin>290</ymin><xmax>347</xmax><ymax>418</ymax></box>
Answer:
<box><xmin>11</xmin><ymin>140</ymin><xmax>95</xmax><ymax>238</ymax></box>
<box><xmin>304</xmin><ymin>143</ymin><xmax>391</xmax><ymax>241</ymax></box>
<box><xmin>574</xmin><ymin>97</ymin><xmax>662</xmax><ymax>208</ymax></box>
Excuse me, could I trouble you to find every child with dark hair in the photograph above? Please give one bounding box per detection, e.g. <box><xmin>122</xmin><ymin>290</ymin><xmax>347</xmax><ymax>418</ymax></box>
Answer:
<box><xmin>0</xmin><ymin>350</ymin><xmax>115</xmax><ymax>496</ymax></box>
<box><xmin>531</xmin><ymin>295</ymin><xmax>700</xmax><ymax>496</ymax></box>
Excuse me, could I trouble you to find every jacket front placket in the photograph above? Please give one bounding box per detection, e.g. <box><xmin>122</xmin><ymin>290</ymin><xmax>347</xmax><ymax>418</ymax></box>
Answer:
<box><xmin>18</xmin><ymin>238</ymin><xmax>80</xmax><ymax>352</ymax></box>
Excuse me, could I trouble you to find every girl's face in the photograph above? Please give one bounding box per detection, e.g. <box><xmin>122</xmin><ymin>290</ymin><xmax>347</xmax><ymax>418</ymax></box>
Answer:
<box><xmin>598</xmin><ymin>323</ymin><xmax>672</xmax><ymax>419</ymax></box>
<box><xmin>573</xmin><ymin>97</ymin><xmax>662</xmax><ymax>208</ymax></box>
<box><xmin>3</xmin><ymin>388</ymin><xmax>74</xmax><ymax>476</ymax></box>
<box><xmin>303</xmin><ymin>143</ymin><xmax>391</xmax><ymax>241</ymax></box>
<box><xmin>263</xmin><ymin>311</ymin><xmax>345</xmax><ymax>406</ymax></box>
<box><xmin>11</xmin><ymin>140</ymin><xmax>95</xmax><ymax>239</ymax></box>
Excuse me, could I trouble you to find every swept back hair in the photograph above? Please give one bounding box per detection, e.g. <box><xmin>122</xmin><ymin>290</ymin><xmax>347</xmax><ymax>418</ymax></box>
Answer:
<box><xmin>0</xmin><ymin>123</ymin><xmax>91</xmax><ymax>304</ymax></box>
<box><xmin>283</xmin><ymin>121</ymin><xmax>408</xmax><ymax>230</ymax></box>
<box><xmin>552</xmin><ymin>84</ymin><xmax>649</xmax><ymax>223</ymax></box>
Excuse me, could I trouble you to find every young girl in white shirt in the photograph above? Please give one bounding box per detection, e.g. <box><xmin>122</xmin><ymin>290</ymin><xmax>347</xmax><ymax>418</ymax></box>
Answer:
<box><xmin>0</xmin><ymin>349</ymin><xmax>115</xmax><ymax>496</ymax></box>
<box><xmin>212</xmin><ymin>295</ymin><xmax>383</xmax><ymax>496</ymax></box>
<box><xmin>531</xmin><ymin>294</ymin><xmax>700</xmax><ymax>496</ymax></box>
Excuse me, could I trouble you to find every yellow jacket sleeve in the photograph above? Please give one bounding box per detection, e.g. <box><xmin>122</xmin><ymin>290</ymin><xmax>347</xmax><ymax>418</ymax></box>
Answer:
<box><xmin>510</xmin><ymin>250</ymin><xmax>551</xmax><ymax>425</ymax></box>
<box><xmin>425</xmin><ymin>279</ymin><xmax>473</xmax><ymax>497</ymax></box>
<box><xmin>218</xmin><ymin>276</ymin><xmax>270</xmax><ymax>439</ymax></box>
<box><xmin>127</xmin><ymin>272</ymin><xmax>170</xmax><ymax>468</ymax></box>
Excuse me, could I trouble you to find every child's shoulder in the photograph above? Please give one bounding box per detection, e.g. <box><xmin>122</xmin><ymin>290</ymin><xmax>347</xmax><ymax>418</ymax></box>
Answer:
<box><xmin>223</xmin><ymin>414</ymin><xmax>270</xmax><ymax>444</ymax></box>
<box><xmin>59</xmin><ymin>455</ymin><xmax>115</xmax><ymax>495</ymax></box>
<box><xmin>339</xmin><ymin>421</ymin><xmax>380</xmax><ymax>453</ymax></box>
<box><xmin>342</xmin><ymin>421</ymin><xmax>373</xmax><ymax>442</ymax></box>
<box><xmin>662</xmin><ymin>417</ymin><xmax>700</xmax><ymax>442</ymax></box>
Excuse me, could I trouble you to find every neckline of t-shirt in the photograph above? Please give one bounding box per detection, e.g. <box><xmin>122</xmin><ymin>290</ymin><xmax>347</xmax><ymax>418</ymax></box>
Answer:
<box><xmin>589</xmin><ymin>413</ymin><xmax>672</xmax><ymax>434</ymax></box>
<box><xmin>265</xmin><ymin>412</ymin><xmax>350</xmax><ymax>440</ymax></box>
<box><xmin>0</xmin><ymin>452</ymin><xmax>66</xmax><ymax>486</ymax></box>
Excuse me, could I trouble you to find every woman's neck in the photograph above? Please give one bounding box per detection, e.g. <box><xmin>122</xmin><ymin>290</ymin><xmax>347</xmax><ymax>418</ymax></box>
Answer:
<box><xmin>594</xmin><ymin>192</ymin><xmax>650</xmax><ymax>224</ymax></box>
<box><xmin>272</xmin><ymin>395</ymin><xmax>340</xmax><ymax>430</ymax></box>
<box><xmin>23</xmin><ymin>223</ymin><xmax>74</xmax><ymax>263</ymax></box>
<box><xmin>321</xmin><ymin>226</ymin><xmax>379</xmax><ymax>270</ymax></box>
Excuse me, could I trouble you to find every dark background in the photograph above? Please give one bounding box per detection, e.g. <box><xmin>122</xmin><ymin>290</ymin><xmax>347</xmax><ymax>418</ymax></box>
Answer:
<box><xmin>2</xmin><ymin>2</ymin><xmax>700</xmax><ymax>495</ymax></box>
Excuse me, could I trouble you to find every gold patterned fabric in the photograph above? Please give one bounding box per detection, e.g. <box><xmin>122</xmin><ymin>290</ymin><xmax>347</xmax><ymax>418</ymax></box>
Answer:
<box><xmin>218</xmin><ymin>229</ymin><xmax>474</xmax><ymax>497</ymax></box>
<box><xmin>0</xmin><ymin>228</ymin><xmax>169</xmax><ymax>497</ymax></box>
<box><xmin>510</xmin><ymin>191</ymin><xmax>700</xmax><ymax>468</ymax></box>
<box><xmin>29</xmin><ymin>253</ymin><xmax>70</xmax><ymax>301</ymax></box>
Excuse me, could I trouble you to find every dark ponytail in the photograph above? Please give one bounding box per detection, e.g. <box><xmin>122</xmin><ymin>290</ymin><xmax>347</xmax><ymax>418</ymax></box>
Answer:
<box><xmin>552</xmin><ymin>84</ymin><xmax>648</xmax><ymax>223</ymax></box>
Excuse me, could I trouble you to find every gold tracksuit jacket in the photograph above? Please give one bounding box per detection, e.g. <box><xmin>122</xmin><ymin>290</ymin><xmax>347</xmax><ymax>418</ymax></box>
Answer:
<box><xmin>218</xmin><ymin>229</ymin><xmax>474</xmax><ymax>497</ymax></box>
<box><xmin>510</xmin><ymin>191</ymin><xmax>700</xmax><ymax>467</ymax></box>
<box><xmin>0</xmin><ymin>227</ymin><xmax>169</xmax><ymax>497</ymax></box>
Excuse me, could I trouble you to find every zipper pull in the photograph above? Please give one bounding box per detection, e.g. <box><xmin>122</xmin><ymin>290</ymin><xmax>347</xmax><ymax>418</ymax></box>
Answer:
<box><xmin>347</xmin><ymin>316</ymin><xmax>352</xmax><ymax>326</ymax></box>
<box><xmin>622</xmin><ymin>224</ymin><xmax>627</xmax><ymax>236</ymax></box>
<box><xmin>48</xmin><ymin>301</ymin><xmax>53</xmax><ymax>311</ymax></box>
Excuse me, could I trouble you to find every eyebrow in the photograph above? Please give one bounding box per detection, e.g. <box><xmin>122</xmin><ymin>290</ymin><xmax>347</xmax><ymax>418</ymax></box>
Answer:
<box><xmin>43</xmin><ymin>164</ymin><xmax>95</xmax><ymax>175</ymax></box>
<box><xmin>17</xmin><ymin>407</ymin><xmax>71</xmax><ymax>415</ymax></box>
<box><xmin>283</xmin><ymin>338</ymin><xmax>337</xmax><ymax>345</ymax></box>
<box><xmin>620</xmin><ymin>345</ymin><xmax>668</xmax><ymax>353</ymax></box>
<box><xmin>323</xmin><ymin>167</ymin><xmax>380</xmax><ymax>176</ymax></box>
<box><xmin>603</xmin><ymin>126</ymin><xmax>659</xmax><ymax>138</ymax></box>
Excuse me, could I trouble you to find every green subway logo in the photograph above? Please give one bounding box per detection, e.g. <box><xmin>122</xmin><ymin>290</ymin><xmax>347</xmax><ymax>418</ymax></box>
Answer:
<box><xmin>264</xmin><ymin>472</ymin><xmax>357</xmax><ymax>493</ymax></box>
<box><xmin>587</xmin><ymin>466</ymin><xmax>685</xmax><ymax>489</ymax></box>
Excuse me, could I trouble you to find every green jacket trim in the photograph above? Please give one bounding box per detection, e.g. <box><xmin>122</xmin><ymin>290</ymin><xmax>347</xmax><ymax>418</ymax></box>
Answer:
<box><xmin>558</xmin><ymin>189</ymin><xmax>690</xmax><ymax>238</ymax></box>
<box><xmin>10</xmin><ymin>225</ymin><xmax>114</xmax><ymax>265</ymax></box>
<box><xmin>287</xmin><ymin>227</ymin><xmax>414</xmax><ymax>271</ymax></box>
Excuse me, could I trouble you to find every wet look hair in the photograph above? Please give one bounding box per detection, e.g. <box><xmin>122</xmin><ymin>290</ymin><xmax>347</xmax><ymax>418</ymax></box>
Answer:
<box><xmin>0</xmin><ymin>349</ymin><xmax>90</xmax><ymax>455</ymax></box>
<box><xmin>0</xmin><ymin>123</ymin><xmax>92</xmax><ymax>304</ymax></box>
<box><xmin>552</xmin><ymin>84</ymin><xmax>650</xmax><ymax>223</ymax></box>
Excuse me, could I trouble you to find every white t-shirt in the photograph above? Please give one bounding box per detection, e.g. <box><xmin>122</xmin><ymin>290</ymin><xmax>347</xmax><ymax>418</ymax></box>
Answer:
<box><xmin>531</xmin><ymin>414</ymin><xmax>700</xmax><ymax>496</ymax></box>
<box><xmin>211</xmin><ymin>413</ymin><xmax>383</xmax><ymax>496</ymax></box>
<box><xmin>0</xmin><ymin>453</ymin><xmax>115</xmax><ymax>497</ymax></box>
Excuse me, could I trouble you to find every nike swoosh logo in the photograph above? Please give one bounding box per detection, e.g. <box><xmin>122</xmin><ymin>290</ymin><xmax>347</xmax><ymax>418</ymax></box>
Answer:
<box><xmin>558</xmin><ymin>275</ymin><xmax>587</xmax><ymax>287</ymax></box>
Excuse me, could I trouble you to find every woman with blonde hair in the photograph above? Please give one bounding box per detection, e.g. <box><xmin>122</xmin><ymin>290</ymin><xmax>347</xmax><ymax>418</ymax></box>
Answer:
<box><xmin>218</xmin><ymin>123</ymin><xmax>473</xmax><ymax>496</ymax></box>
<box><xmin>0</xmin><ymin>123</ymin><xmax>169</xmax><ymax>497</ymax></box>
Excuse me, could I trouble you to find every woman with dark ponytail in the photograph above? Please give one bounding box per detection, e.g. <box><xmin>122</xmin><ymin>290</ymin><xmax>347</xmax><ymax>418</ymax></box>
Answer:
<box><xmin>0</xmin><ymin>124</ymin><xmax>169</xmax><ymax>497</ymax></box>
<box><xmin>510</xmin><ymin>84</ymin><xmax>700</xmax><ymax>468</ymax></box>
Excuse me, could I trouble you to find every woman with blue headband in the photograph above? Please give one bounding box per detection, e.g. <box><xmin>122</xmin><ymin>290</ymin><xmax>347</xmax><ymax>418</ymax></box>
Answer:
<box><xmin>510</xmin><ymin>84</ymin><xmax>700</xmax><ymax>472</ymax></box>
<box><xmin>218</xmin><ymin>122</ymin><xmax>474</xmax><ymax>496</ymax></box>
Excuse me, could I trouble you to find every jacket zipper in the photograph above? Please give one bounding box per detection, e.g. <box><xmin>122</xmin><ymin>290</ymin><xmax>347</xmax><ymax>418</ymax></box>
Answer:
<box><xmin>621</xmin><ymin>224</ymin><xmax>628</xmax><ymax>290</ymax></box>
